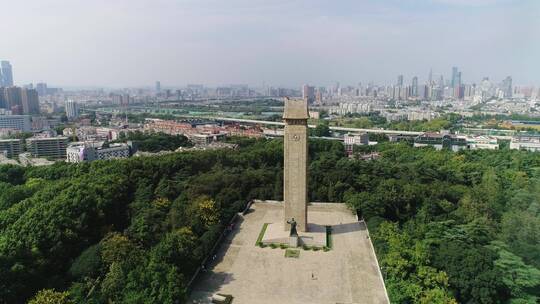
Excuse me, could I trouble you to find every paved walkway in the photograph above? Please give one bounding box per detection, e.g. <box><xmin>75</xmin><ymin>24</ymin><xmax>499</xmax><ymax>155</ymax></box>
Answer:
<box><xmin>189</xmin><ymin>202</ymin><xmax>389</xmax><ymax>304</ymax></box>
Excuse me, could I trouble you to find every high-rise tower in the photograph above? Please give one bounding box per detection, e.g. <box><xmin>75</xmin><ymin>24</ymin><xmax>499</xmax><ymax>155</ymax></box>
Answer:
<box><xmin>502</xmin><ymin>76</ymin><xmax>512</xmax><ymax>98</ymax></box>
<box><xmin>65</xmin><ymin>100</ymin><xmax>79</xmax><ymax>119</ymax></box>
<box><xmin>21</xmin><ymin>89</ymin><xmax>40</xmax><ymax>114</ymax></box>
<box><xmin>451</xmin><ymin>66</ymin><xmax>459</xmax><ymax>88</ymax></box>
<box><xmin>283</xmin><ymin>98</ymin><xmax>309</xmax><ymax>232</ymax></box>
<box><xmin>4</xmin><ymin>87</ymin><xmax>22</xmax><ymax>109</ymax></box>
<box><xmin>1</xmin><ymin>61</ymin><xmax>13</xmax><ymax>87</ymax></box>
<box><xmin>412</xmin><ymin>76</ymin><xmax>418</xmax><ymax>97</ymax></box>
<box><xmin>302</xmin><ymin>84</ymin><xmax>315</xmax><ymax>104</ymax></box>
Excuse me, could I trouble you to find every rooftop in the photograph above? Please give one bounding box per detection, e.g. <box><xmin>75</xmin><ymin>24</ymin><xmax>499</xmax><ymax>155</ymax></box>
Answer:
<box><xmin>27</xmin><ymin>136</ymin><xmax>69</xmax><ymax>142</ymax></box>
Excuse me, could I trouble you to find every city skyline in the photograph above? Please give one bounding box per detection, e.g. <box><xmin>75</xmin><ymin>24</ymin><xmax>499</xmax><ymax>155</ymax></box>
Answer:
<box><xmin>0</xmin><ymin>60</ymin><xmax>530</xmax><ymax>91</ymax></box>
<box><xmin>1</xmin><ymin>0</ymin><xmax>539</xmax><ymax>87</ymax></box>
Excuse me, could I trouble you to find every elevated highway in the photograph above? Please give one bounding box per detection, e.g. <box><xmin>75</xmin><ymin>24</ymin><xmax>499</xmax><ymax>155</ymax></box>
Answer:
<box><xmin>197</xmin><ymin>116</ymin><xmax>424</xmax><ymax>136</ymax></box>
<box><xmin>89</xmin><ymin>107</ymin><xmax>424</xmax><ymax>135</ymax></box>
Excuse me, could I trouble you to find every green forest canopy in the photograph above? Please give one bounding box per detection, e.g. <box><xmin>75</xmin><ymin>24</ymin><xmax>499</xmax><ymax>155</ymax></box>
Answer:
<box><xmin>117</xmin><ymin>131</ymin><xmax>193</xmax><ymax>152</ymax></box>
<box><xmin>0</xmin><ymin>138</ymin><xmax>539</xmax><ymax>303</ymax></box>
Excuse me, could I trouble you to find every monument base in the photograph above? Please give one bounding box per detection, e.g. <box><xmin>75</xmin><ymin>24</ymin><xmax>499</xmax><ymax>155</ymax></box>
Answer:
<box><xmin>289</xmin><ymin>235</ymin><xmax>299</xmax><ymax>248</ymax></box>
<box><xmin>188</xmin><ymin>201</ymin><xmax>390</xmax><ymax>304</ymax></box>
<box><xmin>261</xmin><ymin>222</ymin><xmax>326</xmax><ymax>247</ymax></box>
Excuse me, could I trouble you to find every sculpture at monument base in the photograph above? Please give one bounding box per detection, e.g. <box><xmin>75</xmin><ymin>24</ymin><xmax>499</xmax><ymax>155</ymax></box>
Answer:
<box><xmin>287</xmin><ymin>218</ymin><xmax>299</xmax><ymax>248</ymax></box>
<box><xmin>287</xmin><ymin>218</ymin><xmax>298</xmax><ymax>237</ymax></box>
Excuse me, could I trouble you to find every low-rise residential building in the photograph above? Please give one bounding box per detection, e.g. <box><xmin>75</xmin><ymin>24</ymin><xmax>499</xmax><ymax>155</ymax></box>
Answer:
<box><xmin>0</xmin><ymin>128</ymin><xmax>22</xmax><ymax>138</ymax></box>
<box><xmin>0</xmin><ymin>139</ymin><xmax>23</xmax><ymax>158</ymax></box>
<box><xmin>26</xmin><ymin>136</ymin><xmax>69</xmax><ymax>159</ymax></box>
<box><xmin>334</xmin><ymin>102</ymin><xmax>373</xmax><ymax>115</ymax></box>
<box><xmin>96</xmin><ymin>143</ymin><xmax>130</xmax><ymax>160</ymax></box>
<box><xmin>383</xmin><ymin>112</ymin><xmax>408</xmax><ymax>122</ymax></box>
<box><xmin>96</xmin><ymin>127</ymin><xmax>123</xmax><ymax>141</ymax></box>
<box><xmin>66</xmin><ymin>141</ymin><xmax>130</xmax><ymax>163</ymax></box>
<box><xmin>414</xmin><ymin>133</ymin><xmax>468</xmax><ymax>151</ymax></box>
<box><xmin>407</xmin><ymin>111</ymin><xmax>435</xmax><ymax>121</ymax></box>
<box><xmin>144</xmin><ymin>118</ymin><xmax>267</xmax><ymax>141</ymax></box>
<box><xmin>465</xmin><ymin>136</ymin><xmax>499</xmax><ymax>150</ymax></box>
<box><xmin>344</xmin><ymin>133</ymin><xmax>369</xmax><ymax>154</ymax></box>
<box><xmin>509</xmin><ymin>135</ymin><xmax>540</xmax><ymax>152</ymax></box>
<box><xmin>0</xmin><ymin>115</ymin><xmax>32</xmax><ymax>132</ymax></box>
<box><xmin>344</xmin><ymin>133</ymin><xmax>369</xmax><ymax>145</ymax></box>
<box><xmin>388</xmin><ymin>134</ymin><xmax>416</xmax><ymax>142</ymax></box>
<box><xmin>262</xmin><ymin>128</ymin><xmax>284</xmax><ymax>138</ymax></box>
<box><xmin>188</xmin><ymin>132</ymin><xmax>227</xmax><ymax>145</ymax></box>
<box><xmin>64</xmin><ymin>126</ymin><xmax>132</xmax><ymax>142</ymax></box>
<box><xmin>225</xmin><ymin>125</ymin><xmax>263</xmax><ymax>138</ymax></box>
<box><xmin>144</xmin><ymin>119</ymin><xmax>193</xmax><ymax>135</ymax></box>
<box><xmin>63</xmin><ymin>126</ymin><xmax>98</xmax><ymax>141</ymax></box>
<box><xmin>66</xmin><ymin>142</ymin><xmax>99</xmax><ymax>163</ymax></box>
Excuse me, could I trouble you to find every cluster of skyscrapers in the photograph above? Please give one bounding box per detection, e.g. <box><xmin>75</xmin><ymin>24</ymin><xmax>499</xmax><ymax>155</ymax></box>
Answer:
<box><xmin>0</xmin><ymin>61</ymin><xmax>40</xmax><ymax>115</ymax></box>
<box><xmin>392</xmin><ymin>67</ymin><xmax>514</xmax><ymax>101</ymax></box>
<box><xmin>302</xmin><ymin>84</ymin><xmax>323</xmax><ymax>104</ymax></box>
<box><xmin>300</xmin><ymin>67</ymin><xmax>518</xmax><ymax>103</ymax></box>
<box><xmin>393</xmin><ymin>67</ymin><xmax>457</xmax><ymax>100</ymax></box>
<box><xmin>0</xmin><ymin>87</ymin><xmax>40</xmax><ymax>115</ymax></box>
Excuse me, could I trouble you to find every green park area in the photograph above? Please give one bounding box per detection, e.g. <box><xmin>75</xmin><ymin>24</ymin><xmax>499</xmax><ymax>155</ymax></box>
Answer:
<box><xmin>0</xmin><ymin>138</ymin><xmax>539</xmax><ymax>303</ymax></box>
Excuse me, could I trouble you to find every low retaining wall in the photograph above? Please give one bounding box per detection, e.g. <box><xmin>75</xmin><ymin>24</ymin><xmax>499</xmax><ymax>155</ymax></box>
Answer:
<box><xmin>357</xmin><ymin>213</ymin><xmax>391</xmax><ymax>304</ymax></box>
<box><xmin>186</xmin><ymin>200</ymin><xmax>251</xmax><ymax>291</ymax></box>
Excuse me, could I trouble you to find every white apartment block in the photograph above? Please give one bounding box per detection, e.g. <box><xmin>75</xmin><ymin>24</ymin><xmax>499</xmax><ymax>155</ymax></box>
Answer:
<box><xmin>509</xmin><ymin>135</ymin><xmax>540</xmax><ymax>152</ymax></box>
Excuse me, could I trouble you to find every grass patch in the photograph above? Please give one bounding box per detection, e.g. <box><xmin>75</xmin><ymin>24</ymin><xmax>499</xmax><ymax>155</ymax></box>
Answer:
<box><xmin>255</xmin><ymin>223</ymin><xmax>269</xmax><ymax>246</ymax></box>
<box><xmin>326</xmin><ymin>225</ymin><xmax>333</xmax><ymax>249</ymax></box>
<box><xmin>285</xmin><ymin>249</ymin><xmax>300</xmax><ymax>258</ymax></box>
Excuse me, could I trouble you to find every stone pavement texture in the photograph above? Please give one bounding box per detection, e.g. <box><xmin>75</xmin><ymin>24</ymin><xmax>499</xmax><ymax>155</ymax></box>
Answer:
<box><xmin>189</xmin><ymin>202</ymin><xmax>389</xmax><ymax>304</ymax></box>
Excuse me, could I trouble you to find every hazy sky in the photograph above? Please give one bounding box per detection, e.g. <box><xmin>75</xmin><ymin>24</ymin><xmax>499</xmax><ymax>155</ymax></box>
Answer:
<box><xmin>1</xmin><ymin>0</ymin><xmax>539</xmax><ymax>88</ymax></box>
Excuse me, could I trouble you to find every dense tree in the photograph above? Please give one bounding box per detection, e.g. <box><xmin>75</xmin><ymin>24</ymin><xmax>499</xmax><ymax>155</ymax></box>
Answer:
<box><xmin>432</xmin><ymin>242</ymin><xmax>506</xmax><ymax>303</ymax></box>
<box><xmin>487</xmin><ymin>241</ymin><xmax>540</xmax><ymax>303</ymax></box>
<box><xmin>28</xmin><ymin>289</ymin><xmax>72</xmax><ymax>304</ymax></box>
<box><xmin>311</xmin><ymin>121</ymin><xmax>331</xmax><ymax>137</ymax></box>
<box><xmin>374</xmin><ymin>222</ymin><xmax>456</xmax><ymax>304</ymax></box>
<box><xmin>117</xmin><ymin>131</ymin><xmax>193</xmax><ymax>152</ymax></box>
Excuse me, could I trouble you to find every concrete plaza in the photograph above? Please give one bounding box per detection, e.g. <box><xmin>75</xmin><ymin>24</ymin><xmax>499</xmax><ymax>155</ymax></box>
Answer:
<box><xmin>189</xmin><ymin>201</ymin><xmax>389</xmax><ymax>304</ymax></box>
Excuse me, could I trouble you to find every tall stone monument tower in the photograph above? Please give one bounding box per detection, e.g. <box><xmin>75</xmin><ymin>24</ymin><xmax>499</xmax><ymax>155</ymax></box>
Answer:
<box><xmin>283</xmin><ymin>98</ymin><xmax>309</xmax><ymax>232</ymax></box>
